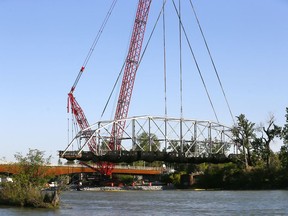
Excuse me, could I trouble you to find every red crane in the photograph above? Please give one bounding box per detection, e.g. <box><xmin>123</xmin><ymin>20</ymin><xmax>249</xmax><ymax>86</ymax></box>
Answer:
<box><xmin>67</xmin><ymin>1</ymin><xmax>118</xmax><ymax>175</ymax></box>
<box><xmin>110</xmin><ymin>0</ymin><xmax>152</xmax><ymax>150</ymax></box>
<box><xmin>68</xmin><ymin>66</ymin><xmax>98</xmax><ymax>154</ymax></box>
<box><xmin>67</xmin><ymin>0</ymin><xmax>152</xmax><ymax>175</ymax></box>
<box><xmin>67</xmin><ymin>1</ymin><xmax>117</xmax><ymax>156</ymax></box>
<box><xmin>68</xmin><ymin>68</ymin><xmax>114</xmax><ymax>175</ymax></box>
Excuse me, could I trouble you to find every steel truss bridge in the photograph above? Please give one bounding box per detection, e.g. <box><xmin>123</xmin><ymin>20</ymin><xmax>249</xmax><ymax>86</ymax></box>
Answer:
<box><xmin>60</xmin><ymin>115</ymin><xmax>237</xmax><ymax>164</ymax></box>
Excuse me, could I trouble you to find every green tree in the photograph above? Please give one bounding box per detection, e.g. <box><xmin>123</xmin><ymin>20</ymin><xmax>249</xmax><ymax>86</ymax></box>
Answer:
<box><xmin>135</xmin><ymin>132</ymin><xmax>160</xmax><ymax>151</ymax></box>
<box><xmin>251</xmin><ymin>115</ymin><xmax>281</xmax><ymax>169</ymax></box>
<box><xmin>0</xmin><ymin>149</ymin><xmax>58</xmax><ymax>208</ymax></box>
<box><xmin>280</xmin><ymin>107</ymin><xmax>288</xmax><ymax>169</ymax></box>
<box><xmin>167</xmin><ymin>140</ymin><xmax>194</xmax><ymax>153</ymax></box>
<box><xmin>13</xmin><ymin>149</ymin><xmax>52</xmax><ymax>186</ymax></box>
<box><xmin>232</xmin><ymin>114</ymin><xmax>256</xmax><ymax>169</ymax></box>
<box><xmin>100</xmin><ymin>138</ymin><xmax>110</xmax><ymax>153</ymax></box>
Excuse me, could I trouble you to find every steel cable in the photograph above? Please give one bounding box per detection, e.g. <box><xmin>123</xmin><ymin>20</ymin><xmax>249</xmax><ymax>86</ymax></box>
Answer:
<box><xmin>172</xmin><ymin>0</ymin><xmax>219</xmax><ymax>123</ymax></box>
<box><xmin>189</xmin><ymin>0</ymin><xmax>235</xmax><ymax>124</ymax></box>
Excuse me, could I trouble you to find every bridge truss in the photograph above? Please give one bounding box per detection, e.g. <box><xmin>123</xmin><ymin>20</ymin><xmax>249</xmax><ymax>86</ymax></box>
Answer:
<box><xmin>60</xmin><ymin>115</ymin><xmax>236</xmax><ymax>164</ymax></box>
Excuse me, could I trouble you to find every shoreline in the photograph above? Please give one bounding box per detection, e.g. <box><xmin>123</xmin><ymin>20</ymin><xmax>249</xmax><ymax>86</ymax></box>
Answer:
<box><xmin>70</xmin><ymin>186</ymin><xmax>288</xmax><ymax>192</ymax></box>
<box><xmin>78</xmin><ymin>185</ymin><xmax>173</xmax><ymax>191</ymax></box>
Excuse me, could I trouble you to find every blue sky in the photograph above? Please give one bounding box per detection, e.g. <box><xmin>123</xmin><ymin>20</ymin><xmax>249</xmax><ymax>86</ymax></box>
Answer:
<box><xmin>1</xmin><ymin>0</ymin><xmax>287</xmax><ymax>163</ymax></box>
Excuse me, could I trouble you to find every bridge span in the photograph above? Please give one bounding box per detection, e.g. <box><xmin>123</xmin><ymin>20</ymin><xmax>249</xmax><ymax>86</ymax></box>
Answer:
<box><xmin>60</xmin><ymin>116</ymin><xmax>237</xmax><ymax>163</ymax></box>
<box><xmin>0</xmin><ymin>164</ymin><xmax>164</xmax><ymax>176</ymax></box>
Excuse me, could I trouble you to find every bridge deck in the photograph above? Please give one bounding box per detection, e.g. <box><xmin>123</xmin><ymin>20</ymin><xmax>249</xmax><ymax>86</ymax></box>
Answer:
<box><xmin>59</xmin><ymin>150</ymin><xmax>233</xmax><ymax>164</ymax></box>
<box><xmin>0</xmin><ymin>164</ymin><xmax>163</xmax><ymax>176</ymax></box>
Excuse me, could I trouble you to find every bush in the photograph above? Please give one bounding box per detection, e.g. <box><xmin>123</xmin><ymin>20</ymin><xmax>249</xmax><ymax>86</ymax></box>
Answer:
<box><xmin>0</xmin><ymin>149</ymin><xmax>59</xmax><ymax>208</ymax></box>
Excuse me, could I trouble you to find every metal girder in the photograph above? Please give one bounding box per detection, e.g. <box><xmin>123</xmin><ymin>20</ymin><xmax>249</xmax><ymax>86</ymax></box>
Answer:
<box><xmin>60</xmin><ymin>115</ymin><xmax>236</xmax><ymax>162</ymax></box>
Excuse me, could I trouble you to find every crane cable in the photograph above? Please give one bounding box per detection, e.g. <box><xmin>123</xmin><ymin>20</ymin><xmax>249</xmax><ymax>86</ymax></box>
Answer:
<box><xmin>71</xmin><ymin>0</ymin><xmax>118</xmax><ymax>91</ymax></box>
<box><xmin>101</xmin><ymin>0</ymin><xmax>167</xmax><ymax>119</ymax></box>
<box><xmin>172</xmin><ymin>0</ymin><xmax>219</xmax><ymax>123</ymax></box>
<box><xmin>83</xmin><ymin>0</ymin><xmax>117</xmax><ymax>67</ymax></box>
<box><xmin>67</xmin><ymin>0</ymin><xmax>117</xmax><ymax>143</ymax></box>
<box><xmin>189</xmin><ymin>0</ymin><xmax>235</xmax><ymax>124</ymax></box>
<box><xmin>178</xmin><ymin>0</ymin><xmax>183</xmax><ymax>119</ymax></box>
<box><xmin>163</xmin><ymin>0</ymin><xmax>167</xmax><ymax>118</ymax></box>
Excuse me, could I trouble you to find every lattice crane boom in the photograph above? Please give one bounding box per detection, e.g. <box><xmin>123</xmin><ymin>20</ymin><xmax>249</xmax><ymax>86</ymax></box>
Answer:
<box><xmin>68</xmin><ymin>93</ymin><xmax>97</xmax><ymax>153</ymax></box>
<box><xmin>66</xmin><ymin>0</ymin><xmax>118</xmax><ymax>154</ymax></box>
<box><xmin>111</xmin><ymin>0</ymin><xmax>152</xmax><ymax>150</ymax></box>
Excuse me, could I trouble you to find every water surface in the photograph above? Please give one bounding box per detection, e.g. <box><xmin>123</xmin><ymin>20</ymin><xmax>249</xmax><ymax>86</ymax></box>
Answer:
<box><xmin>1</xmin><ymin>190</ymin><xmax>287</xmax><ymax>215</ymax></box>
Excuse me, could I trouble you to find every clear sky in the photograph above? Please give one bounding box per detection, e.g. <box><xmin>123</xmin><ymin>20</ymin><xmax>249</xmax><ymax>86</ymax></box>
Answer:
<box><xmin>1</xmin><ymin>0</ymin><xmax>287</xmax><ymax>164</ymax></box>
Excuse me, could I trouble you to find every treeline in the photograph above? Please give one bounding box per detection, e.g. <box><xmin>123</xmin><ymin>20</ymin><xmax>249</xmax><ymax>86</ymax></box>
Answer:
<box><xmin>167</xmin><ymin>108</ymin><xmax>288</xmax><ymax>189</ymax></box>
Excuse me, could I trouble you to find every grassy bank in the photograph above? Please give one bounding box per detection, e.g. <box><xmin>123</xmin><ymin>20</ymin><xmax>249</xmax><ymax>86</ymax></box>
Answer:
<box><xmin>0</xmin><ymin>183</ymin><xmax>59</xmax><ymax>208</ymax></box>
<box><xmin>0</xmin><ymin>149</ymin><xmax>59</xmax><ymax>208</ymax></box>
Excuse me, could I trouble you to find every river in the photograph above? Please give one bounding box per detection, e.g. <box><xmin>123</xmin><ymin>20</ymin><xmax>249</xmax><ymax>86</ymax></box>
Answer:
<box><xmin>1</xmin><ymin>190</ymin><xmax>287</xmax><ymax>215</ymax></box>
